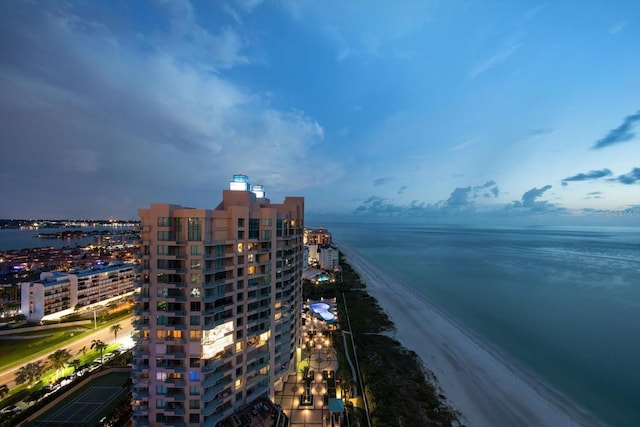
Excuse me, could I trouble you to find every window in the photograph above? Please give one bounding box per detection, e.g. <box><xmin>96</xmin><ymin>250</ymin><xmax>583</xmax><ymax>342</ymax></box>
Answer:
<box><xmin>190</xmin><ymin>273</ymin><xmax>201</xmax><ymax>284</ymax></box>
<box><xmin>248</xmin><ymin>219</ymin><xmax>259</xmax><ymax>239</ymax></box>
<box><xmin>237</xmin><ymin>280</ymin><xmax>244</xmax><ymax>290</ymax></box>
<box><xmin>237</xmin><ymin>218</ymin><xmax>244</xmax><ymax>227</ymax></box>
<box><xmin>189</xmin><ymin>414</ymin><xmax>200</xmax><ymax>423</ymax></box>
<box><xmin>236</xmin><ymin>330</ymin><xmax>243</xmax><ymax>339</ymax></box>
<box><xmin>236</xmin><ymin>367</ymin><xmax>243</xmax><ymax>376</ymax></box>
<box><xmin>190</xmin><ymin>315</ymin><xmax>200</xmax><ymax>325</ymax></box>
<box><xmin>189</xmin><ymin>399</ymin><xmax>200</xmax><ymax>409</ymax></box>
<box><xmin>156</xmin><ymin>385</ymin><xmax>167</xmax><ymax>394</ymax></box>
<box><xmin>238</xmin><ymin>230</ymin><xmax>244</xmax><ymax>239</ymax></box>
<box><xmin>158</xmin><ymin>217</ymin><xmax>172</xmax><ymax>227</ymax></box>
<box><xmin>157</xmin><ymin>245</ymin><xmax>168</xmax><ymax>255</ymax></box>
<box><xmin>189</xmin><ymin>385</ymin><xmax>199</xmax><ymax>395</ymax></box>
<box><xmin>190</xmin><ymin>259</ymin><xmax>201</xmax><ymax>269</ymax></box>
<box><xmin>189</xmin><ymin>370</ymin><xmax>200</xmax><ymax>381</ymax></box>
<box><xmin>261</xmin><ymin>230</ymin><xmax>272</xmax><ymax>240</ymax></box>
<box><xmin>156</xmin><ymin>399</ymin><xmax>165</xmax><ymax>409</ymax></box>
<box><xmin>190</xmin><ymin>245</ymin><xmax>202</xmax><ymax>255</ymax></box>
<box><xmin>189</xmin><ymin>330</ymin><xmax>201</xmax><ymax>340</ymax></box>
<box><xmin>188</xmin><ymin>218</ymin><xmax>202</xmax><ymax>241</ymax></box>
<box><xmin>156</xmin><ymin>371</ymin><xmax>167</xmax><ymax>381</ymax></box>
<box><xmin>261</xmin><ymin>218</ymin><xmax>272</xmax><ymax>226</ymax></box>
<box><xmin>157</xmin><ymin>230</ymin><xmax>172</xmax><ymax>241</ymax></box>
<box><xmin>190</xmin><ymin>301</ymin><xmax>201</xmax><ymax>311</ymax></box>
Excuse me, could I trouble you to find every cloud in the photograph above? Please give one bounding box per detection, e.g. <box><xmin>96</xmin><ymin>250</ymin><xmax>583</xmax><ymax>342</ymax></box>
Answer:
<box><xmin>615</xmin><ymin>168</ymin><xmax>640</xmax><ymax>184</ymax></box>
<box><xmin>585</xmin><ymin>192</ymin><xmax>603</xmax><ymax>199</ymax></box>
<box><xmin>505</xmin><ymin>185</ymin><xmax>562</xmax><ymax>214</ymax></box>
<box><xmin>0</xmin><ymin>2</ymin><xmax>337</xmax><ymax>218</ymax></box>
<box><xmin>561</xmin><ymin>168</ymin><xmax>612</xmax><ymax>186</ymax></box>
<box><xmin>398</xmin><ymin>186</ymin><xmax>408</xmax><ymax>195</ymax></box>
<box><xmin>469</xmin><ymin>42</ymin><xmax>521</xmax><ymax>79</ymax></box>
<box><xmin>609</xmin><ymin>21</ymin><xmax>626</xmax><ymax>35</ymax></box>
<box><xmin>529</xmin><ymin>128</ymin><xmax>555</xmax><ymax>136</ymax></box>
<box><xmin>373</xmin><ymin>176</ymin><xmax>395</xmax><ymax>186</ymax></box>
<box><xmin>593</xmin><ymin>110</ymin><xmax>640</xmax><ymax>149</ymax></box>
<box><xmin>450</xmin><ymin>138</ymin><xmax>478</xmax><ymax>151</ymax></box>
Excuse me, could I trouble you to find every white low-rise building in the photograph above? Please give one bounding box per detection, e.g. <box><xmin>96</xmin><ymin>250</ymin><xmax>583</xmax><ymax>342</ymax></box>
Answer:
<box><xmin>21</xmin><ymin>261</ymin><xmax>138</xmax><ymax>322</ymax></box>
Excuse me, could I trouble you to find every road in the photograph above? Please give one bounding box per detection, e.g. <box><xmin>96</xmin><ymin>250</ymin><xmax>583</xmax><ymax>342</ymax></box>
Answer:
<box><xmin>0</xmin><ymin>316</ymin><xmax>134</xmax><ymax>392</ymax></box>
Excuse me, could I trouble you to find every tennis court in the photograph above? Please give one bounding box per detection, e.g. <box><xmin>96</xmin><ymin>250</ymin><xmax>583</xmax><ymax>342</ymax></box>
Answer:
<box><xmin>31</xmin><ymin>371</ymin><xmax>129</xmax><ymax>427</ymax></box>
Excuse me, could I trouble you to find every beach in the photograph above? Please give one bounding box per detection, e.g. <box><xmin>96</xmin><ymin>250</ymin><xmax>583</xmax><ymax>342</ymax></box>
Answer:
<box><xmin>339</xmin><ymin>242</ymin><xmax>604</xmax><ymax>427</ymax></box>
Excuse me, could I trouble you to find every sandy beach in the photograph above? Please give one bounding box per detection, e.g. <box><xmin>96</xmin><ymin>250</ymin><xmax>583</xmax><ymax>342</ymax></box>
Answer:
<box><xmin>338</xmin><ymin>242</ymin><xmax>604</xmax><ymax>427</ymax></box>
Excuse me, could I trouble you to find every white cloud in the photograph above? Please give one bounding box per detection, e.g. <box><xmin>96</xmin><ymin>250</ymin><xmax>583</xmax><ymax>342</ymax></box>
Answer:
<box><xmin>469</xmin><ymin>42</ymin><xmax>521</xmax><ymax>79</ymax></box>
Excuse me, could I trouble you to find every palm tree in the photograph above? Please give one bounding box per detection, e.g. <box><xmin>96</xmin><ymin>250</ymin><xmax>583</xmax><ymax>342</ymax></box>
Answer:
<box><xmin>110</xmin><ymin>323</ymin><xmax>123</xmax><ymax>344</ymax></box>
<box><xmin>0</xmin><ymin>384</ymin><xmax>9</xmax><ymax>399</ymax></box>
<box><xmin>47</xmin><ymin>349</ymin><xmax>72</xmax><ymax>380</ymax></box>
<box><xmin>15</xmin><ymin>361</ymin><xmax>44</xmax><ymax>388</ymax></box>
<box><xmin>91</xmin><ymin>339</ymin><xmax>107</xmax><ymax>364</ymax></box>
<box><xmin>77</xmin><ymin>345</ymin><xmax>87</xmax><ymax>358</ymax></box>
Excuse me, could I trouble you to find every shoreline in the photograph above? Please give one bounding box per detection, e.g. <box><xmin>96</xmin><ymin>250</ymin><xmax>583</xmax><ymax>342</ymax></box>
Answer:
<box><xmin>337</xmin><ymin>241</ymin><xmax>604</xmax><ymax>427</ymax></box>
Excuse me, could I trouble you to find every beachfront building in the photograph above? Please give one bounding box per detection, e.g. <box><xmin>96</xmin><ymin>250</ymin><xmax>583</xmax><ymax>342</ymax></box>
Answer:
<box><xmin>20</xmin><ymin>261</ymin><xmax>137</xmax><ymax>322</ymax></box>
<box><xmin>304</xmin><ymin>228</ymin><xmax>332</xmax><ymax>245</ymax></box>
<box><xmin>132</xmin><ymin>175</ymin><xmax>304</xmax><ymax>427</ymax></box>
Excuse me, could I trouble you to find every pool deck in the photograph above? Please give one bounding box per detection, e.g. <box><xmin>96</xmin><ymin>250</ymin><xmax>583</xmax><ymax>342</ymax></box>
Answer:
<box><xmin>274</xmin><ymin>300</ymin><xmax>343</xmax><ymax>427</ymax></box>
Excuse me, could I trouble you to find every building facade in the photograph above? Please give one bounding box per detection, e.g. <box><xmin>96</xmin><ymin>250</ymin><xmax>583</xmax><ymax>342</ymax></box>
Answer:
<box><xmin>20</xmin><ymin>261</ymin><xmax>137</xmax><ymax>322</ymax></box>
<box><xmin>132</xmin><ymin>175</ymin><xmax>304</xmax><ymax>427</ymax></box>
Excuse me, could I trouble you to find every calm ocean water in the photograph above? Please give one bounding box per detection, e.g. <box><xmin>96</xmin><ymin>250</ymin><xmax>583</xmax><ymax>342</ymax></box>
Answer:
<box><xmin>324</xmin><ymin>223</ymin><xmax>640</xmax><ymax>427</ymax></box>
<box><xmin>0</xmin><ymin>227</ymin><xmax>134</xmax><ymax>251</ymax></box>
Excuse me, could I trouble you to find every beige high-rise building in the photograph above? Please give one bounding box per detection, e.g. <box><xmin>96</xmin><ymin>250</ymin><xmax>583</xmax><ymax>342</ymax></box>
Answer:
<box><xmin>132</xmin><ymin>175</ymin><xmax>304</xmax><ymax>427</ymax></box>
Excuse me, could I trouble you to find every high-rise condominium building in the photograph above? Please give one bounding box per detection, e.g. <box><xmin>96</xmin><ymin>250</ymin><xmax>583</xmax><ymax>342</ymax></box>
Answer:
<box><xmin>132</xmin><ymin>175</ymin><xmax>304</xmax><ymax>427</ymax></box>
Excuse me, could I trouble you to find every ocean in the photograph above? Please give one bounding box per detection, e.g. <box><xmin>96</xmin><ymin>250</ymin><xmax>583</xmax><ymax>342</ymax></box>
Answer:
<box><xmin>324</xmin><ymin>223</ymin><xmax>640</xmax><ymax>427</ymax></box>
<box><xmin>0</xmin><ymin>227</ymin><xmax>135</xmax><ymax>251</ymax></box>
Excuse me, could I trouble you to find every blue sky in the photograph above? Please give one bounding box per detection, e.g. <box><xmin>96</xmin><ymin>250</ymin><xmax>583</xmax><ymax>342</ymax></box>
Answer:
<box><xmin>0</xmin><ymin>0</ymin><xmax>638</xmax><ymax>225</ymax></box>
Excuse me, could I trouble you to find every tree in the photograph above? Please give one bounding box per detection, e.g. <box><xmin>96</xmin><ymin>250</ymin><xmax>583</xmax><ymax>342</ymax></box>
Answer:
<box><xmin>48</xmin><ymin>349</ymin><xmax>72</xmax><ymax>380</ymax></box>
<box><xmin>78</xmin><ymin>345</ymin><xmax>87</xmax><ymax>357</ymax></box>
<box><xmin>0</xmin><ymin>384</ymin><xmax>8</xmax><ymax>399</ymax></box>
<box><xmin>91</xmin><ymin>339</ymin><xmax>107</xmax><ymax>364</ymax></box>
<box><xmin>110</xmin><ymin>323</ymin><xmax>123</xmax><ymax>343</ymax></box>
<box><xmin>15</xmin><ymin>361</ymin><xmax>44</xmax><ymax>388</ymax></box>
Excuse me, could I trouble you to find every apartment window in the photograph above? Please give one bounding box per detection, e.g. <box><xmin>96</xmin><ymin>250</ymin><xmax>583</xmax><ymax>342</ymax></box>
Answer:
<box><xmin>190</xmin><ymin>273</ymin><xmax>201</xmax><ymax>284</ymax></box>
<box><xmin>237</xmin><ymin>280</ymin><xmax>244</xmax><ymax>290</ymax></box>
<box><xmin>236</xmin><ymin>355</ymin><xmax>243</xmax><ymax>364</ymax></box>
<box><xmin>237</xmin><ymin>218</ymin><xmax>244</xmax><ymax>227</ymax></box>
<box><xmin>188</xmin><ymin>218</ymin><xmax>202</xmax><ymax>241</ymax></box>
<box><xmin>236</xmin><ymin>330</ymin><xmax>243</xmax><ymax>339</ymax></box>
<box><xmin>190</xmin><ymin>302</ymin><xmax>201</xmax><ymax>311</ymax></box>
<box><xmin>236</xmin><ymin>367</ymin><xmax>243</xmax><ymax>376</ymax></box>
<box><xmin>237</xmin><ymin>230</ymin><xmax>244</xmax><ymax>239</ymax></box>
<box><xmin>248</xmin><ymin>219</ymin><xmax>259</xmax><ymax>239</ymax></box>
<box><xmin>236</xmin><ymin>391</ymin><xmax>243</xmax><ymax>402</ymax></box>
<box><xmin>158</xmin><ymin>217</ymin><xmax>172</xmax><ymax>227</ymax></box>
<box><xmin>190</xmin><ymin>358</ymin><xmax>200</xmax><ymax>368</ymax></box>
<box><xmin>189</xmin><ymin>371</ymin><xmax>200</xmax><ymax>381</ymax></box>
<box><xmin>157</xmin><ymin>230</ymin><xmax>172</xmax><ymax>241</ymax></box>
<box><xmin>156</xmin><ymin>330</ymin><xmax>166</xmax><ymax>340</ymax></box>
<box><xmin>190</xmin><ymin>259</ymin><xmax>201</xmax><ymax>269</ymax></box>
<box><xmin>190</xmin><ymin>245</ymin><xmax>202</xmax><ymax>255</ymax></box>
<box><xmin>190</xmin><ymin>315</ymin><xmax>200</xmax><ymax>325</ymax></box>
<box><xmin>189</xmin><ymin>385</ymin><xmax>199</xmax><ymax>395</ymax></box>
<box><xmin>261</xmin><ymin>230</ymin><xmax>272</xmax><ymax>240</ymax></box>
<box><xmin>189</xmin><ymin>330</ymin><xmax>201</xmax><ymax>340</ymax></box>
<box><xmin>156</xmin><ymin>371</ymin><xmax>167</xmax><ymax>381</ymax></box>
<box><xmin>156</xmin><ymin>385</ymin><xmax>167</xmax><ymax>394</ymax></box>
<box><xmin>157</xmin><ymin>245</ymin><xmax>169</xmax><ymax>255</ymax></box>
<box><xmin>237</xmin><ymin>243</ymin><xmax>243</xmax><ymax>253</ymax></box>
<box><xmin>189</xmin><ymin>414</ymin><xmax>200</xmax><ymax>423</ymax></box>
<box><xmin>189</xmin><ymin>399</ymin><xmax>200</xmax><ymax>409</ymax></box>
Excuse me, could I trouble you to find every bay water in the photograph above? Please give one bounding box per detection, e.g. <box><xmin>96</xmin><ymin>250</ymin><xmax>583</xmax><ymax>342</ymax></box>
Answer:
<box><xmin>324</xmin><ymin>223</ymin><xmax>639</xmax><ymax>427</ymax></box>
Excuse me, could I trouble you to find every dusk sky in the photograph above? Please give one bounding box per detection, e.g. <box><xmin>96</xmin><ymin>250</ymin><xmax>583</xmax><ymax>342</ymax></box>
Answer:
<box><xmin>1</xmin><ymin>0</ymin><xmax>638</xmax><ymax>225</ymax></box>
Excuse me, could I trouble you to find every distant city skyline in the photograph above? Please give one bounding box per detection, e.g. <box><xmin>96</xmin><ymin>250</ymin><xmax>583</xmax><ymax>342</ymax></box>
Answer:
<box><xmin>0</xmin><ymin>1</ymin><xmax>638</xmax><ymax>225</ymax></box>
